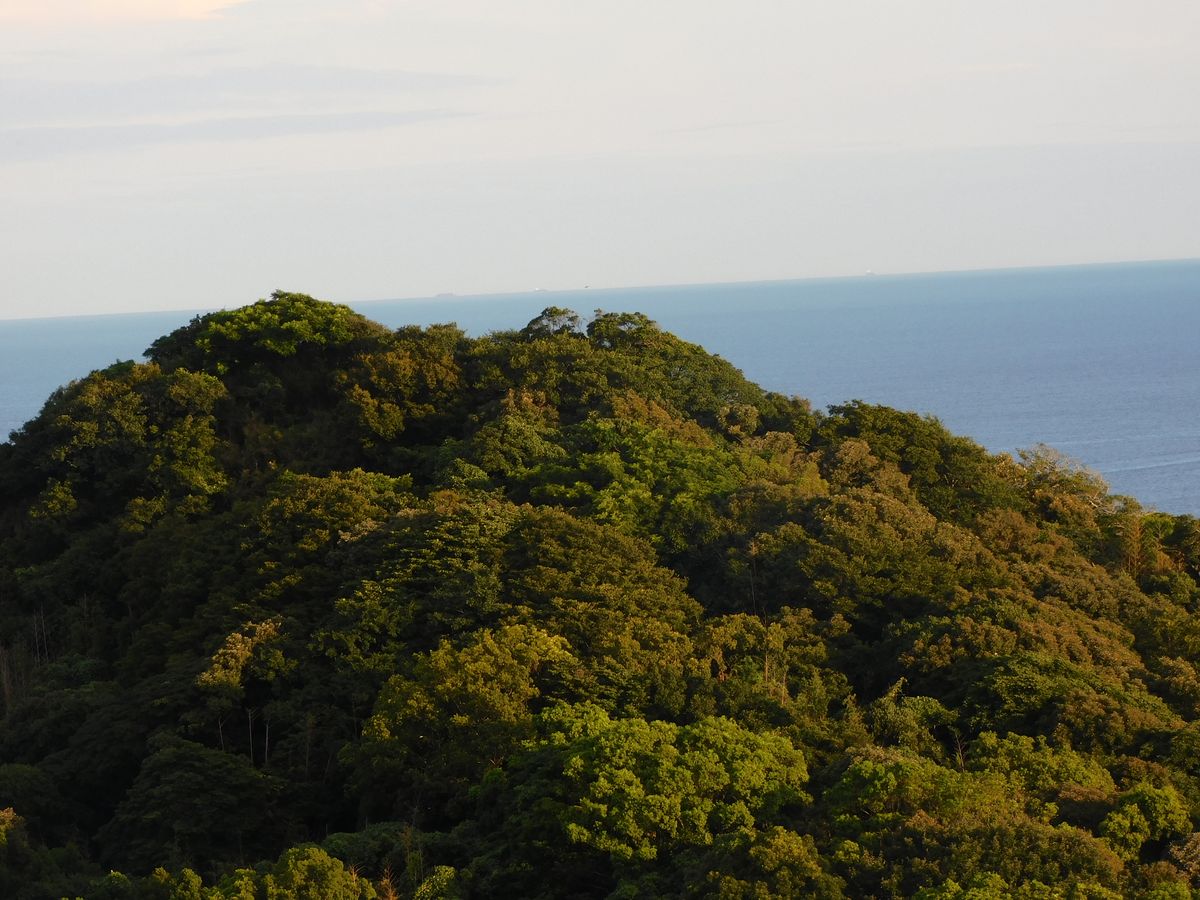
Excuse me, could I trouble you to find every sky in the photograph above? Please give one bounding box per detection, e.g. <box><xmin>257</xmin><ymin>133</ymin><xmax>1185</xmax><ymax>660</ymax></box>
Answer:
<box><xmin>1</xmin><ymin>0</ymin><xmax>1198</xmax><ymax>318</ymax></box>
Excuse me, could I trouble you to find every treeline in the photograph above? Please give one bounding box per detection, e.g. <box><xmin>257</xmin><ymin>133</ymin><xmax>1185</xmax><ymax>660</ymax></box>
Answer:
<box><xmin>1</xmin><ymin>293</ymin><xmax>1199</xmax><ymax>898</ymax></box>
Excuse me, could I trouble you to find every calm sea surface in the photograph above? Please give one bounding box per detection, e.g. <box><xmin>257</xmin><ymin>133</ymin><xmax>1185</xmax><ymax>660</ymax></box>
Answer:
<box><xmin>3</xmin><ymin>260</ymin><xmax>1198</xmax><ymax>514</ymax></box>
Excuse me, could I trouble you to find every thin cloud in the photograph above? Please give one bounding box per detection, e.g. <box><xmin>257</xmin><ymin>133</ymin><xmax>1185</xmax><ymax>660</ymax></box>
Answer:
<box><xmin>949</xmin><ymin>62</ymin><xmax>1041</xmax><ymax>76</ymax></box>
<box><xmin>0</xmin><ymin>1</ymin><xmax>246</xmax><ymax>24</ymax></box>
<box><xmin>664</xmin><ymin>119</ymin><xmax>781</xmax><ymax>135</ymax></box>
<box><xmin>0</xmin><ymin>109</ymin><xmax>465</xmax><ymax>162</ymax></box>
<box><xmin>213</xmin><ymin>0</ymin><xmax>392</xmax><ymax>19</ymax></box>
<box><xmin>1</xmin><ymin>66</ymin><xmax>487</xmax><ymax>126</ymax></box>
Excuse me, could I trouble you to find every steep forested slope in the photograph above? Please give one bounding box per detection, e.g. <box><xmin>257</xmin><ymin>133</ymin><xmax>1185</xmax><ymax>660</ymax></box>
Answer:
<box><xmin>1</xmin><ymin>293</ymin><xmax>1199</xmax><ymax>899</ymax></box>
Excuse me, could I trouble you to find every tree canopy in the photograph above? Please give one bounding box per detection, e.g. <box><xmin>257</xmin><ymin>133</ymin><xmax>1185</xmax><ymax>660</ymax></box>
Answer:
<box><xmin>2</xmin><ymin>294</ymin><xmax>1199</xmax><ymax>897</ymax></box>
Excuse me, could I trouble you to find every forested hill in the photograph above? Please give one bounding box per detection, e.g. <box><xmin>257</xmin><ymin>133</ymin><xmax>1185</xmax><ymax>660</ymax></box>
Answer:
<box><xmin>1</xmin><ymin>294</ymin><xmax>1200</xmax><ymax>899</ymax></box>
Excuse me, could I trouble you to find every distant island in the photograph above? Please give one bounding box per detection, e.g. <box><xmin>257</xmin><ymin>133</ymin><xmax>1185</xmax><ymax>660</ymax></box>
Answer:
<box><xmin>1</xmin><ymin>293</ymin><xmax>1198</xmax><ymax>898</ymax></box>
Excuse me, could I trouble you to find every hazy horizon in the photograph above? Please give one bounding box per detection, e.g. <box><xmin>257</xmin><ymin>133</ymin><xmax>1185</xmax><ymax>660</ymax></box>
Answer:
<box><xmin>1</xmin><ymin>255</ymin><xmax>1197</xmax><ymax>324</ymax></box>
<box><xmin>2</xmin><ymin>1</ymin><xmax>1198</xmax><ymax>318</ymax></box>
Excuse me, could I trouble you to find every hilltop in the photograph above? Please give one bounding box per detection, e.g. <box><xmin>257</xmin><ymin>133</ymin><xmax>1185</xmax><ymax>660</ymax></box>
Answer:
<box><xmin>1</xmin><ymin>293</ymin><xmax>1199</xmax><ymax>898</ymax></box>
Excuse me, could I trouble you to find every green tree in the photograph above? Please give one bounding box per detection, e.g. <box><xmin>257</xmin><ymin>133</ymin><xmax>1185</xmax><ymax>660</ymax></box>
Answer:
<box><xmin>98</xmin><ymin>736</ymin><xmax>283</xmax><ymax>875</ymax></box>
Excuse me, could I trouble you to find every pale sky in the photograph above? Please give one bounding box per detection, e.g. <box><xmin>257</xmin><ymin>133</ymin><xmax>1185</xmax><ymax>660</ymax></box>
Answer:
<box><xmin>1</xmin><ymin>0</ymin><xmax>1198</xmax><ymax>318</ymax></box>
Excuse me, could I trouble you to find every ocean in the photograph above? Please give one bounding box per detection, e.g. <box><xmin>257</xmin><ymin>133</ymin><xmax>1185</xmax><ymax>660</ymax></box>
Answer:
<box><xmin>3</xmin><ymin>259</ymin><xmax>1198</xmax><ymax>515</ymax></box>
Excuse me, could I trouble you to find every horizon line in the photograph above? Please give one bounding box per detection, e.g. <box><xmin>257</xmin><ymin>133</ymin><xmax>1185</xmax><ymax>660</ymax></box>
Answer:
<box><xmin>3</xmin><ymin>255</ymin><xmax>1198</xmax><ymax>324</ymax></box>
<box><xmin>357</xmin><ymin>255</ymin><xmax>1200</xmax><ymax>307</ymax></box>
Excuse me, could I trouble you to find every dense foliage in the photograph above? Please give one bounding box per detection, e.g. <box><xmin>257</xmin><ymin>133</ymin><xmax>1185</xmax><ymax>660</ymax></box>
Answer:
<box><xmin>1</xmin><ymin>293</ymin><xmax>1199</xmax><ymax>898</ymax></box>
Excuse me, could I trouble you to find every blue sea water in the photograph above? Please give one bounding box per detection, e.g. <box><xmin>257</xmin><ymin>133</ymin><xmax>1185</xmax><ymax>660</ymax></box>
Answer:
<box><xmin>3</xmin><ymin>259</ymin><xmax>1199</xmax><ymax>515</ymax></box>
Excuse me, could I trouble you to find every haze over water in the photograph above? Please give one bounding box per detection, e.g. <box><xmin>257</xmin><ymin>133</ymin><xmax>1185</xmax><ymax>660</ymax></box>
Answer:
<box><xmin>3</xmin><ymin>259</ymin><xmax>1198</xmax><ymax>514</ymax></box>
